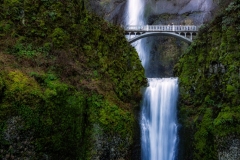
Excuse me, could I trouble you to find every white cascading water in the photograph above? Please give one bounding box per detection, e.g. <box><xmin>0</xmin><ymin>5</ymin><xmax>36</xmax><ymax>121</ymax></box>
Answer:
<box><xmin>126</xmin><ymin>0</ymin><xmax>148</xmax><ymax>68</ymax></box>
<box><xmin>141</xmin><ymin>78</ymin><xmax>178</xmax><ymax>160</ymax></box>
<box><xmin>125</xmin><ymin>0</ymin><xmax>179</xmax><ymax>160</ymax></box>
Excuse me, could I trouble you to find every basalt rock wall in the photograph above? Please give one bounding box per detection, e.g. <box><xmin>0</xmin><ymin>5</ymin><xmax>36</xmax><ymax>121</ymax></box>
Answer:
<box><xmin>175</xmin><ymin>0</ymin><xmax>240</xmax><ymax>159</ymax></box>
<box><xmin>141</xmin><ymin>0</ymin><xmax>224</xmax><ymax>78</ymax></box>
<box><xmin>86</xmin><ymin>0</ymin><xmax>127</xmax><ymax>24</ymax></box>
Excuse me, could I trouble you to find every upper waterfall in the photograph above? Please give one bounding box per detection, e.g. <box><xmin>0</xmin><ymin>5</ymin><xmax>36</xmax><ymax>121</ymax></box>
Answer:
<box><xmin>126</xmin><ymin>0</ymin><xmax>145</xmax><ymax>25</ymax></box>
<box><xmin>125</xmin><ymin>0</ymin><xmax>149</xmax><ymax>69</ymax></box>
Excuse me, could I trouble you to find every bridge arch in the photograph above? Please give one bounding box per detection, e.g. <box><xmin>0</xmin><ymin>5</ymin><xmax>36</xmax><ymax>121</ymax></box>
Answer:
<box><xmin>128</xmin><ymin>32</ymin><xmax>193</xmax><ymax>44</ymax></box>
<box><xmin>124</xmin><ymin>25</ymin><xmax>199</xmax><ymax>44</ymax></box>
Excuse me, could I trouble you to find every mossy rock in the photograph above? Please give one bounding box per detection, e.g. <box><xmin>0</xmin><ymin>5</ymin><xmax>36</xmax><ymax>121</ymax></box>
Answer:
<box><xmin>175</xmin><ymin>1</ymin><xmax>240</xmax><ymax>159</ymax></box>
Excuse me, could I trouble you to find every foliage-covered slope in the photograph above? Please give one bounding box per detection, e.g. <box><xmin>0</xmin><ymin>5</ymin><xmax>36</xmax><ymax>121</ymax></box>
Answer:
<box><xmin>0</xmin><ymin>0</ymin><xmax>146</xmax><ymax>159</ymax></box>
<box><xmin>175</xmin><ymin>0</ymin><xmax>240</xmax><ymax>159</ymax></box>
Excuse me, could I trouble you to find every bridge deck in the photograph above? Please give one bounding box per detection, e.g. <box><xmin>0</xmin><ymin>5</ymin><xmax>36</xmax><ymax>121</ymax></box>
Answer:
<box><xmin>125</xmin><ymin>25</ymin><xmax>199</xmax><ymax>32</ymax></box>
<box><xmin>124</xmin><ymin>25</ymin><xmax>200</xmax><ymax>44</ymax></box>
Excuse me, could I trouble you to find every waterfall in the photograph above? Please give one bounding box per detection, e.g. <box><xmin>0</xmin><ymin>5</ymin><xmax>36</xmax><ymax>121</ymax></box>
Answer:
<box><xmin>141</xmin><ymin>78</ymin><xmax>178</xmax><ymax>160</ymax></box>
<box><xmin>125</xmin><ymin>0</ymin><xmax>179</xmax><ymax>160</ymax></box>
<box><xmin>125</xmin><ymin>0</ymin><xmax>149</xmax><ymax>68</ymax></box>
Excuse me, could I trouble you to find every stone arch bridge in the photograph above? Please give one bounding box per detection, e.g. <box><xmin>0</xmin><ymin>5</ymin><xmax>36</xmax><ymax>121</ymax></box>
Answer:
<box><xmin>124</xmin><ymin>25</ymin><xmax>200</xmax><ymax>44</ymax></box>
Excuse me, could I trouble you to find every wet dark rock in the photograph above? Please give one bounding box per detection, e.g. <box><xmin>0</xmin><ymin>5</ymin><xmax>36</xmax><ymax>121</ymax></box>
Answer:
<box><xmin>86</xmin><ymin>0</ymin><xmax>127</xmax><ymax>25</ymax></box>
<box><xmin>90</xmin><ymin>124</ymin><xmax>131</xmax><ymax>160</ymax></box>
<box><xmin>1</xmin><ymin>116</ymin><xmax>48</xmax><ymax>159</ymax></box>
<box><xmin>216</xmin><ymin>135</ymin><xmax>240</xmax><ymax>160</ymax></box>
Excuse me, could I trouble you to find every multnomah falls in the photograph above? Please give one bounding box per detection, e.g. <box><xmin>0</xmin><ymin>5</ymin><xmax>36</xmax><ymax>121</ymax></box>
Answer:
<box><xmin>0</xmin><ymin>0</ymin><xmax>239</xmax><ymax>159</ymax></box>
<box><xmin>126</xmin><ymin>0</ymin><xmax>179</xmax><ymax>159</ymax></box>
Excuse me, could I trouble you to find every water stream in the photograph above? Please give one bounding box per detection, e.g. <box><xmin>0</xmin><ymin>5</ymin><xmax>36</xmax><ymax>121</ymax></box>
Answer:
<box><xmin>125</xmin><ymin>0</ymin><xmax>179</xmax><ymax>159</ymax></box>
<box><xmin>141</xmin><ymin>78</ymin><xmax>178</xmax><ymax>160</ymax></box>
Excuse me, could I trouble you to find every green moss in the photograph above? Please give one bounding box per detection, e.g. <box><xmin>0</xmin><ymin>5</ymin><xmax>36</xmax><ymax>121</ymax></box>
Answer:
<box><xmin>4</xmin><ymin>70</ymin><xmax>42</xmax><ymax>104</ymax></box>
<box><xmin>0</xmin><ymin>76</ymin><xmax>4</xmax><ymax>92</ymax></box>
<box><xmin>0</xmin><ymin>0</ymin><xmax>146</xmax><ymax>158</ymax></box>
<box><xmin>87</xmin><ymin>94</ymin><xmax>134</xmax><ymax>139</ymax></box>
<box><xmin>99</xmin><ymin>102</ymin><xmax>134</xmax><ymax>137</ymax></box>
<box><xmin>50</xmin><ymin>27</ymin><xmax>70</xmax><ymax>48</ymax></box>
<box><xmin>226</xmin><ymin>84</ymin><xmax>235</xmax><ymax>92</ymax></box>
<box><xmin>175</xmin><ymin>1</ymin><xmax>240</xmax><ymax>159</ymax></box>
<box><xmin>0</xmin><ymin>70</ymin><xmax>90</xmax><ymax>158</ymax></box>
<box><xmin>194</xmin><ymin>108</ymin><xmax>216</xmax><ymax>160</ymax></box>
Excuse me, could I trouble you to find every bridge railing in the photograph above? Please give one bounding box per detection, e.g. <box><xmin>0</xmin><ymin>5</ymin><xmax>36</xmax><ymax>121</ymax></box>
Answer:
<box><xmin>125</xmin><ymin>25</ymin><xmax>199</xmax><ymax>32</ymax></box>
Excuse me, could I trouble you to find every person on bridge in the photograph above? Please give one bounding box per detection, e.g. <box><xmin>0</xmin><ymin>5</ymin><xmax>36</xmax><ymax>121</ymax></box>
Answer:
<box><xmin>172</xmin><ymin>23</ymin><xmax>175</xmax><ymax>31</ymax></box>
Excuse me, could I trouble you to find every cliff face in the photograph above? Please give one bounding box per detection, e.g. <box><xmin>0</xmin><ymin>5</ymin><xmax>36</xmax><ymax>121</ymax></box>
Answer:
<box><xmin>88</xmin><ymin>0</ymin><xmax>223</xmax><ymax>26</ymax></box>
<box><xmin>175</xmin><ymin>0</ymin><xmax>240</xmax><ymax>159</ymax></box>
<box><xmin>141</xmin><ymin>0</ymin><xmax>230</xmax><ymax>78</ymax></box>
<box><xmin>86</xmin><ymin>0</ymin><xmax>127</xmax><ymax>24</ymax></box>
<box><xmin>145</xmin><ymin>0</ymin><xmax>216</xmax><ymax>25</ymax></box>
<box><xmin>0</xmin><ymin>0</ymin><xmax>146</xmax><ymax>159</ymax></box>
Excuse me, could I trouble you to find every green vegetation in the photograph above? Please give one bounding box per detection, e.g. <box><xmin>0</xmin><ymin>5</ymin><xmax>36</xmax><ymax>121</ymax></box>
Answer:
<box><xmin>175</xmin><ymin>0</ymin><xmax>240</xmax><ymax>159</ymax></box>
<box><xmin>0</xmin><ymin>0</ymin><xmax>146</xmax><ymax>159</ymax></box>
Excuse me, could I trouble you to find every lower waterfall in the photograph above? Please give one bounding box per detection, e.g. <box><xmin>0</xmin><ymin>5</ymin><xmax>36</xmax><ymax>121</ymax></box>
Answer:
<box><xmin>141</xmin><ymin>78</ymin><xmax>178</xmax><ymax>160</ymax></box>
